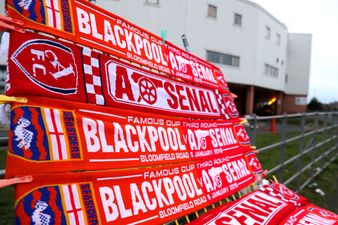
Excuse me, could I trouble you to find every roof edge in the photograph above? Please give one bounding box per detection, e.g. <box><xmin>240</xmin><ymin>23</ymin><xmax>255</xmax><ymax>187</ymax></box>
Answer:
<box><xmin>236</xmin><ymin>0</ymin><xmax>288</xmax><ymax>29</ymax></box>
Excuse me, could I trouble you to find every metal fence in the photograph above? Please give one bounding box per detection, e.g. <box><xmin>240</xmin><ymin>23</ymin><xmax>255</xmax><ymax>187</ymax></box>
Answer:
<box><xmin>246</xmin><ymin>112</ymin><xmax>338</xmax><ymax>192</ymax></box>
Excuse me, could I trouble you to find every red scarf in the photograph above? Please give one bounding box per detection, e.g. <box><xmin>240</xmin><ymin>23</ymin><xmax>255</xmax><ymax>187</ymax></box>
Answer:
<box><xmin>14</xmin><ymin>154</ymin><xmax>255</xmax><ymax>225</ymax></box>
<box><xmin>6</xmin><ymin>0</ymin><xmax>228</xmax><ymax>89</ymax></box>
<box><xmin>190</xmin><ymin>190</ymin><xmax>298</xmax><ymax>225</ymax></box>
<box><xmin>7</xmin><ymin>31</ymin><xmax>236</xmax><ymax>119</ymax></box>
<box><xmin>7</xmin><ymin>97</ymin><xmax>250</xmax><ymax>177</ymax></box>
<box><xmin>280</xmin><ymin>204</ymin><xmax>338</xmax><ymax>225</ymax></box>
<box><xmin>259</xmin><ymin>182</ymin><xmax>309</xmax><ymax>207</ymax></box>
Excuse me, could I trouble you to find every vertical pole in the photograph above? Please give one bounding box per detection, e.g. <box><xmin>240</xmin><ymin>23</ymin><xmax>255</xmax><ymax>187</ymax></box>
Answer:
<box><xmin>331</xmin><ymin>113</ymin><xmax>337</xmax><ymax>158</ymax></box>
<box><xmin>276</xmin><ymin>92</ymin><xmax>284</xmax><ymax>115</ymax></box>
<box><xmin>321</xmin><ymin>113</ymin><xmax>328</xmax><ymax>170</ymax></box>
<box><xmin>279</xmin><ymin>113</ymin><xmax>287</xmax><ymax>183</ymax></box>
<box><xmin>336</xmin><ymin>113</ymin><xmax>338</xmax><ymax>156</ymax></box>
<box><xmin>271</xmin><ymin>118</ymin><xmax>276</xmax><ymax>134</ymax></box>
<box><xmin>328</xmin><ymin>112</ymin><xmax>334</xmax><ymax>159</ymax></box>
<box><xmin>246</xmin><ymin>86</ymin><xmax>255</xmax><ymax>115</ymax></box>
<box><xmin>296</xmin><ymin>113</ymin><xmax>306</xmax><ymax>191</ymax></box>
<box><xmin>252</xmin><ymin>114</ymin><xmax>257</xmax><ymax>146</ymax></box>
<box><xmin>181</xmin><ymin>34</ymin><xmax>190</xmax><ymax>52</ymax></box>
<box><xmin>311</xmin><ymin>112</ymin><xmax>319</xmax><ymax>165</ymax></box>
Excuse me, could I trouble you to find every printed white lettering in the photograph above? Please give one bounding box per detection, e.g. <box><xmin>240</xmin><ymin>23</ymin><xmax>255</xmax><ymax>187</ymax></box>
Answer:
<box><xmin>99</xmin><ymin>172</ymin><xmax>204</xmax><ymax>220</ymax></box>
<box><xmin>99</xmin><ymin>186</ymin><xmax>119</xmax><ymax>222</ymax></box>
<box><xmin>83</xmin><ymin>118</ymin><xmax>187</xmax><ymax>154</ymax></box>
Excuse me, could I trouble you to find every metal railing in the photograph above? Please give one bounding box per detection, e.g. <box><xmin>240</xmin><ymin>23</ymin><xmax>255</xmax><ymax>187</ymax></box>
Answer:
<box><xmin>246</xmin><ymin>112</ymin><xmax>338</xmax><ymax>192</ymax></box>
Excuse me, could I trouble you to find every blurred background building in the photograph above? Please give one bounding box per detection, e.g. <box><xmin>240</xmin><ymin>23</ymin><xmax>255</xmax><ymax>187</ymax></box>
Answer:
<box><xmin>95</xmin><ymin>0</ymin><xmax>312</xmax><ymax>116</ymax></box>
<box><xmin>0</xmin><ymin>0</ymin><xmax>312</xmax><ymax>116</ymax></box>
<box><xmin>0</xmin><ymin>4</ymin><xmax>7</xmax><ymax>92</ymax></box>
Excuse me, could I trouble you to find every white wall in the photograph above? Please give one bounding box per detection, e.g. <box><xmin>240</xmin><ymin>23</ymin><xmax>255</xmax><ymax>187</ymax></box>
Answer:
<box><xmin>0</xmin><ymin>0</ymin><xmax>4</xmax><ymax>15</ymax></box>
<box><xmin>96</xmin><ymin>0</ymin><xmax>188</xmax><ymax>46</ymax></box>
<box><xmin>96</xmin><ymin>0</ymin><xmax>293</xmax><ymax>92</ymax></box>
<box><xmin>188</xmin><ymin>0</ymin><xmax>259</xmax><ymax>86</ymax></box>
<box><xmin>254</xmin><ymin>4</ymin><xmax>288</xmax><ymax>91</ymax></box>
<box><xmin>0</xmin><ymin>0</ymin><xmax>6</xmax><ymax>66</ymax></box>
<box><xmin>286</xmin><ymin>33</ymin><xmax>312</xmax><ymax>95</ymax></box>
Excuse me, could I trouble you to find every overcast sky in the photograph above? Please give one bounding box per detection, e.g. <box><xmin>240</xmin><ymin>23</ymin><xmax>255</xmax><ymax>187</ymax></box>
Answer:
<box><xmin>250</xmin><ymin>0</ymin><xmax>338</xmax><ymax>103</ymax></box>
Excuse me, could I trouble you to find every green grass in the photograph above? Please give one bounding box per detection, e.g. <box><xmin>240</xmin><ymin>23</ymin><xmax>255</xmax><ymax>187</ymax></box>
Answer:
<box><xmin>253</xmin><ymin>126</ymin><xmax>338</xmax><ymax>213</ymax></box>
<box><xmin>0</xmin><ymin>147</ymin><xmax>7</xmax><ymax>169</ymax></box>
<box><xmin>0</xmin><ymin>149</ymin><xmax>15</xmax><ymax>225</ymax></box>
<box><xmin>0</xmin><ymin>185</ymin><xmax>14</xmax><ymax>225</ymax></box>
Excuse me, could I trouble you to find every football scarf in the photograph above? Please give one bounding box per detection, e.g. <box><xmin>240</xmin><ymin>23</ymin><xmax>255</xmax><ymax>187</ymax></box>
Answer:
<box><xmin>14</xmin><ymin>157</ymin><xmax>255</xmax><ymax>225</ymax></box>
<box><xmin>189</xmin><ymin>190</ymin><xmax>297</xmax><ymax>225</ymax></box>
<box><xmin>259</xmin><ymin>182</ymin><xmax>309</xmax><ymax>207</ymax></box>
<box><xmin>6</xmin><ymin>0</ymin><xmax>228</xmax><ymax>90</ymax></box>
<box><xmin>99</xmin><ymin>54</ymin><xmax>232</xmax><ymax>119</ymax></box>
<box><xmin>280</xmin><ymin>204</ymin><xmax>338</xmax><ymax>225</ymax></box>
<box><xmin>6</xmin><ymin>96</ymin><xmax>250</xmax><ymax>177</ymax></box>
<box><xmin>7</xmin><ymin>31</ymin><xmax>236</xmax><ymax>119</ymax></box>
<box><xmin>6</xmin><ymin>0</ymin><xmax>170</xmax><ymax>74</ymax></box>
<box><xmin>166</xmin><ymin>42</ymin><xmax>228</xmax><ymax>90</ymax></box>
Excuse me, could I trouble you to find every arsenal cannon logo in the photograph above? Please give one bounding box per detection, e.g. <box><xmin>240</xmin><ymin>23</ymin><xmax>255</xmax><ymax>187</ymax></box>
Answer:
<box><xmin>11</xmin><ymin>39</ymin><xmax>79</xmax><ymax>95</ymax></box>
<box><xmin>137</xmin><ymin>77</ymin><xmax>158</xmax><ymax>105</ymax></box>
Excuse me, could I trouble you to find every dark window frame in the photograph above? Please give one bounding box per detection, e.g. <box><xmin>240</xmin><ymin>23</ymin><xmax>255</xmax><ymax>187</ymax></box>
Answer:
<box><xmin>207</xmin><ymin>50</ymin><xmax>240</xmax><ymax>68</ymax></box>
<box><xmin>207</xmin><ymin>4</ymin><xmax>217</xmax><ymax>18</ymax></box>
<box><xmin>234</xmin><ymin>13</ymin><xmax>242</xmax><ymax>26</ymax></box>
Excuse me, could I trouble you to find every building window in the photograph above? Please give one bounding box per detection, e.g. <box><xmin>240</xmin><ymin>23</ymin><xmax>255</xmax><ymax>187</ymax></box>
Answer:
<box><xmin>207</xmin><ymin>4</ymin><xmax>217</xmax><ymax>18</ymax></box>
<box><xmin>145</xmin><ymin>0</ymin><xmax>159</xmax><ymax>6</ymax></box>
<box><xmin>0</xmin><ymin>65</ymin><xmax>6</xmax><ymax>88</ymax></box>
<box><xmin>264</xmin><ymin>64</ymin><xmax>279</xmax><ymax>78</ymax></box>
<box><xmin>234</xmin><ymin>13</ymin><xmax>242</xmax><ymax>26</ymax></box>
<box><xmin>276</xmin><ymin>33</ymin><xmax>281</xmax><ymax>45</ymax></box>
<box><xmin>265</xmin><ymin>26</ymin><xmax>271</xmax><ymax>39</ymax></box>
<box><xmin>295</xmin><ymin>97</ymin><xmax>307</xmax><ymax>105</ymax></box>
<box><xmin>207</xmin><ymin>50</ymin><xmax>240</xmax><ymax>67</ymax></box>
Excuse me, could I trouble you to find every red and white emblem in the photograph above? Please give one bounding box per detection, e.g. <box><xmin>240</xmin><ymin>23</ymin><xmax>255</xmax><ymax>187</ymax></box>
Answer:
<box><xmin>223</xmin><ymin>95</ymin><xmax>239</xmax><ymax>118</ymax></box>
<box><xmin>11</xmin><ymin>39</ymin><xmax>78</xmax><ymax>95</ymax></box>
<box><xmin>234</xmin><ymin>124</ymin><xmax>250</xmax><ymax>145</ymax></box>
<box><xmin>271</xmin><ymin>183</ymin><xmax>298</xmax><ymax>201</ymax></box>
<box><xmin>137</xmin><ymin>77</ymin><xmax>157</xmax><ymax>105</ymax></box>
<box><xmin>214</xmin><ymin>69</ymin><xmax>228</xmax><ymax>90</ymax></box>
<box><xmin>245</xmin><ymin>152</ymin><xmax>263</xmax><ymax>174</ymax></box>
<box><xmin>308</xmin><ymin>205</ymin><xmax>338</xmax><ymax>220</ymax></box>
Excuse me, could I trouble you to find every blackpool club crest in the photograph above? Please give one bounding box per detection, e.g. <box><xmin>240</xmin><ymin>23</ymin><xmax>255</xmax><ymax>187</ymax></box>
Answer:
<box><xmin>10</xmin><ymin>106</ymin><xmax>82</xmax><ymax>161</ymax></box>
<box><xmin>16</xmin><ymin>184</ymin><xmax>100</xmax><ymax>225</ymax></box>
<box><xmin>11</xmin><ymin>39</ymin><xmax>78</xmax><ymax>95</ymax></box>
